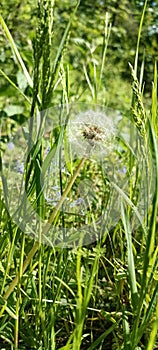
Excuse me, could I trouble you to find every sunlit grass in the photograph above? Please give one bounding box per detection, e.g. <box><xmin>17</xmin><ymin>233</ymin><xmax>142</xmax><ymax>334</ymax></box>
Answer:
<box><xmin>0</xmin><ymin>1</ymin><xmax>157</xmax><ymax>349</ymax></box>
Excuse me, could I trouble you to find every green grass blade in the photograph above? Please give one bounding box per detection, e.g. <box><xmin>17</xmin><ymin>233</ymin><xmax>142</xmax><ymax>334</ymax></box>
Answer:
<box><xmin>134</xmin><ymin>0</ymin><xmax>148</xmax><ymax>75</ymax></box>
<box><xmin>0</xmin><ymin>14</ymin><xmax>33</xmax><ymax>88</ymax></box>
<box><xmin>110</xmin><ymin>181</ymin><xmax>147</xmax><ymax>237</ymax></box>
<box><xmin>0</xmin><ymin>68</ymin><xmax>31</xmax><ymax>104</ymax></box>
<box><xmin>146</xmin><ymin>298</ymin><xmax>158</xmax><ymax>350</ymax></box>
<box><xmin>87</xmin><ymin>322</ymin><xmax>119</xmax><ymax>350</ymax></box>
<box><xmin>99</xmin><ymin>12</ymin><xmax>111</xmax><ymax>82</ymax></box>
<box><xmin>46</xmin><ymin>1</ymin><xmax>80</xmax><ymax>103</ymax></box>
<box><xmin>152</xmin><ymin>61</ymin><xmax>158</xmax><ymax>135</ymax></box>
<box><xmin>0</xmin><ymin>297</ymin><xmax>17</xmax><ymax>320</ymax></box>
<box><xmin>121</xmin><ymin>203</ymin><xmax>138</xmax><ymax>309</ymax></box>
<box><xmin>136</xmin><ymin>283</ymin><xmax>158</xmax><ymax>346</ymax></box>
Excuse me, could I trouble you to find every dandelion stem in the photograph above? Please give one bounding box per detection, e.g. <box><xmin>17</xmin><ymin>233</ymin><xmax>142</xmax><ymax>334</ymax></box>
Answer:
<box><xmin>3</xmin><ymin>157</ymin><xmax>86</xmax><ymax>300</ymax></box>
<box><xmin>44</xmin><ymin>157</ymin><xmax>86</xmax><ymax>231</ymax></box>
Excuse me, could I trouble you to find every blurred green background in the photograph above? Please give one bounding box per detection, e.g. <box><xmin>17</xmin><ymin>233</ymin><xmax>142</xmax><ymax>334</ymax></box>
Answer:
<box><xmin>0</xmin><ymin>0</ymin><xmax>158</xmax><ymax>125</ymax></box>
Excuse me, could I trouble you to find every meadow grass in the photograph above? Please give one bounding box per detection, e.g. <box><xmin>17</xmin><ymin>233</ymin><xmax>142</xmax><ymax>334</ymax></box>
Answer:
<box><xmin>0</xmin><ymin>1</ymin><xmax>157</xmax><ymax>349</ymax></box>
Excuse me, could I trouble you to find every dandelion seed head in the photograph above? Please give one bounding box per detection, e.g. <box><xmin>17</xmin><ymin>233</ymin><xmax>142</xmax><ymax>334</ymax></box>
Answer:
<box><xmin>67</xmin><ymin>109</ymin><xmax>116</xmax><ymax>160</ymax></box>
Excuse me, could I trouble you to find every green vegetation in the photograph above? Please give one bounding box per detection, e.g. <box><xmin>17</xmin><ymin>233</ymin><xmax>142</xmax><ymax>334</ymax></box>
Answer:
<box><xmin>0</xmin><ymin>0</ymin><xmax>158</xmax><ymax>349</ymax></box>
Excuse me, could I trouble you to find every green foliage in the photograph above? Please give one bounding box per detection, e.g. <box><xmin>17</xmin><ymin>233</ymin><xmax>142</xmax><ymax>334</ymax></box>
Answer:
<box><xmin>0</xmin><ymin>0</ymin><xmax>158</xmax><ymax>349</ymax></box>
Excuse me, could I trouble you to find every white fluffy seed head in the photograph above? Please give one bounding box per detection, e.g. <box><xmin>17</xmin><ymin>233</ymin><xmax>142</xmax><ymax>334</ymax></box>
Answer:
<box><xmin>67</xmin><ymin>109</ymin><xmax>116</xmax><ymax>159</ymax></box>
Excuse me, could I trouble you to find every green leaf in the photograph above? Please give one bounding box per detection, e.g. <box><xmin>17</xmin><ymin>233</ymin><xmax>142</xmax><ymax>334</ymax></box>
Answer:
<box><xmin>0</xmin><ymin>68</ymin><xmax>31</xmax><ymax>104</ymax></box>
<box><xmin>0</xmin><ymin>296</ymin><xmax>17</xmax><ymax>320</ymax></box>
<box><xmin>17</xmin><ymin>71</ymin><xmax>28</xmax><ymax>91</ymax></box>
<box><xmin>4</xmin><ymin>104</ymin><xmax>24</xmax><ymax>117</ymax></box>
